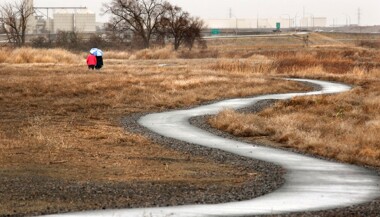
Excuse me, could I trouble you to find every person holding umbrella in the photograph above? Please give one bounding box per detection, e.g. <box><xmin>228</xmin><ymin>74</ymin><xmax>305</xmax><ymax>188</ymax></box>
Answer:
<box><xmin>90</xmin><ymin>48</ymin><xmax>104</xmax><ymax>70</ymax></box>
<box><xmin>86</xmin><ymin>53</ymin><xmax>97</xmax><ymax>70</ymax></box>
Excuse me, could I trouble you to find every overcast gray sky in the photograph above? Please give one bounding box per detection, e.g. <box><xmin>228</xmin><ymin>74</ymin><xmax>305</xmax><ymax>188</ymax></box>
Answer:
<box><xmin>33</xmin><ymin>0</ymin><xmax>379</xmax><ymax>26</ymax></box>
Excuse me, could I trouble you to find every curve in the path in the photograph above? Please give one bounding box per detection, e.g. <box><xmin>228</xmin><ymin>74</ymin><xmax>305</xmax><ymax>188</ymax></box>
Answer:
<box><xmin>48</xmin><ymin>78</ymin><xmax>380</xmax><ymax>217</ymax></box>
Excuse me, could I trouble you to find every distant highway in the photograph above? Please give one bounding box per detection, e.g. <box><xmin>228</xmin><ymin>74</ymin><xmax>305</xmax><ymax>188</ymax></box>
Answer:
<box><xmin>203</xmin><ymin>32</ymin><xmax>308</xmax><ymax>40</ymax></box>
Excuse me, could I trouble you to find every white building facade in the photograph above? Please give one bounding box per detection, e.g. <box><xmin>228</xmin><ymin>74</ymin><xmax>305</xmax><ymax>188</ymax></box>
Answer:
<box><xmin>300</xmin><ymin>17</ymin><xmax>327</xmax><ymax>28</ymax></box>
<box><xmin>53</xmin><ymin>9</ymin><xmax>96</xmax><ymax>33</ymax></box>
<box><xmin>205</xmin><ymin>17</ymin><xmax>326</xmax><ymax>29</ymax></box>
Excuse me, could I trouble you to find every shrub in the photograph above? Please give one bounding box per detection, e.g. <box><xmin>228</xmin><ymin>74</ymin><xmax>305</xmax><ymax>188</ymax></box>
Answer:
<box><xmin>1</xmin><ymin>48</ymin><xmax>80</xmax><ymax>64</ymax></box>
<box><xmin>55</xmin><ymin>31</ymin><xmax>84</xmax><ymax>50</ymax></box>
<box><xmin>210</xmin><ymin>60</ymin><xmax>252</xmax><ymax>72</ymax></box>
<box><xmin>87</xmin><ymin>34</ymin><xmax>107</xmax><ymax>49</ymax></box>
<box><xmin>357</xmin><ymin>40</ymin><xmax>380</xmax><ymax>49</ymax></box>
<box><xmin>132</xmin><ymin>47</ymin><xmax>176</xmax><ymax>59</ymax></box>
<box><xmin>0</xmin><ymin>47</ymin><xmax>12</xmax><ymax>63</ymax></box>
<box><xmin>31</xmin><ymin>36</ymin><xmax>51</xmax><ymax>48</ymax></box>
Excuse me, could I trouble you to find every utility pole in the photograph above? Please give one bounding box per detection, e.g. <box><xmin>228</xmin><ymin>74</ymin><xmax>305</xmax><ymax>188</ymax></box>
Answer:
<box><xmin>303</xmin><ymin>7</ymin><xmax>305</xmax><ymax>19</ymax></box>
<box><xmin>294</xmin><ymin>13</ymin><xmax>298</xmax><ymax>29</ymax></box>
<box><xmin>257</xmin><ymin>12</ymin><xmax>259</xmax><ymax>29</ymax></box>
<box><xmin>302</xmin><ymin>6</ymin><xmax>306</xmax><ymax>28</ymax></box>
<box><xmin>357</xmin><ymin>8</ymin><xmax>361</xmax><ymax>26</ymax></box>
<box><xmin>228</xmin><ymin>8</ymin><xmax>237</xmax><ymax>35</ymax></box>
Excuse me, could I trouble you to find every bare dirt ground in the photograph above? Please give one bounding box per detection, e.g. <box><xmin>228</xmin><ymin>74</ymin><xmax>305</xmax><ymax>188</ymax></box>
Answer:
<box><xmin>1</xmin><ymin>32</ymin><xmax>379</xmax><ymax>216</ymax></box>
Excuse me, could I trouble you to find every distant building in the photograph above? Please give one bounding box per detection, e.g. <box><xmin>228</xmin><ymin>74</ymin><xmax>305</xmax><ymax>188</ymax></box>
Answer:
<box><xmin>54</xmin><ymin>9</ymin><xmax>96</xmax><ymax>33</ymax></box>
<box><xmin>25</xmin><ymin>0</ymin><xmax>97</xmax><ymax>34</ymax></box>
<box><xmin>313</xmin><ymin>17</ymin><xmax>328</xmax><ymax>27</ymax></box>
<box><xmin>26</xmin><ymin>0</ymin><xmax>37</xmax><ymax>34</ymax></box>
<box><xmin>75</xmin><ymin>10</ymin><xmax>96</xmax><ymax>32</ymax></box>
<box><xmin>53</xmin><ymin>10</ymin><xmax>75</xmax><ymax>32</ymax></box>
<box><xmin>204</xmin><ymin>17</ymin><xmax>327</xmax><ymax>30</ymax></box>
<box><xmin>300</xmin><ymin>17</ymin><xmax>327</xmax><ymax>28</ymax></box>
<box><xmin>205</xmin><ymin>18</ymin><xmax>295</xmax><ymax>29</ymax></box>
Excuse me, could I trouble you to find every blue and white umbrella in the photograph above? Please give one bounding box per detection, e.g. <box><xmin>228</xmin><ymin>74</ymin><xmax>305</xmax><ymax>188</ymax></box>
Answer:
<box><xmin>90</xmin><ymin>48</ymin><xmax>103</xmax><ymax>57</ymax></box>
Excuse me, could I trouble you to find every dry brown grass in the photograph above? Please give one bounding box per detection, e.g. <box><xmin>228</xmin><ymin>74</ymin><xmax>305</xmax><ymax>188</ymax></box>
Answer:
<box><xmin>0</xmin><ymin>47</ymin><xmax>80</xmax><ymax>64</ymax></box>
<box><xmin>209</xmin><ymin>59</ymin><xmax>273</xmax><ymax>74</ymax></box>
<box><xmin>0</xmin><ymin>52</ymin><xmax>308</xmax><ymax>215</ymax></box>
<box><xmin>131</xmin><ymin>47</ymin><xmax>176</xmax><ymax>59</ymax></box>
<box><xmin>209</xmin><ymin>46</ymin><xmax>380</xmax><ymax>167</ymax></box>
<box><xmin>210</xmin><ymin>80</ymin><xmax>380</xmax><ymax>166</ymax></box>
<box><xmin>104</xmin><ymin>47</ymin><xmax>219</xmax><ymax>60</ymax></box>
<box><xmin>273</xmin><ymin>49</ymin><xmax>380</xmax><ymax>74</ymax></box>
<box><xmin>2</xmin><ymin>32</ymin><xmax>380</xmax><ymax>215</ymax></box>
<box><xmin>357</xmin><ymin>40</ymin><xmax>380</xmax><ymax>49</ymax></box>
<box><xmin>209</xmin><ymin>109</ymin><xmax>275</xmax><ymax>137</ymax></box>
<box><xmin>104</xmin><ymin>47</ymin><xmax>176</xmax><ymax>60</ymax></box>
<box><xmin>105</xmin><ymin>50</ymin><xmax>132</xmax><ymax>59</ymax></box>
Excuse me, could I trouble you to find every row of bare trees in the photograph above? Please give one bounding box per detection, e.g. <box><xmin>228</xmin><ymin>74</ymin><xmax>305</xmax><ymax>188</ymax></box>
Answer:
<box><xmin>104</xmin><ymin>0</ymin><xmax>205</xmax><ymax>50</ymax></box>
<box><xmin>0</xmin><ymin>0</ymin><xmax>205</xmax><ymax>50</ymax></box>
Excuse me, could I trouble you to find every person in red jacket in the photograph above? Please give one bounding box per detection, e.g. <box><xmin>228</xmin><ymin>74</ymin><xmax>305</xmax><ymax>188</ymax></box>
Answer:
<box><xmin>86</xmin><ymin>54</ymin><xmax>97</xmax><ymax>70</ymax></box>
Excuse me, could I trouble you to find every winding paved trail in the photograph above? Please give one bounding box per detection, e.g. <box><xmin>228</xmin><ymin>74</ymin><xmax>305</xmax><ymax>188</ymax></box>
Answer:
<box><xmin>48</xmin><ymin>78</ymin><xmax>380</xmax><ymax>217</ymax></box>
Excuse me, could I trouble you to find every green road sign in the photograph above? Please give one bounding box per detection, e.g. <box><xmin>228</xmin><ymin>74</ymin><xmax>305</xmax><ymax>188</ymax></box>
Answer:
<box><xmin>276</xmin><ymin>22</ymin><xmax>281</xmax><ymax>30</ymax></box>
<box><xmin>211</xmin><ymin>29</ymin><xmax>221</xmax><ymax>35</ymax></box>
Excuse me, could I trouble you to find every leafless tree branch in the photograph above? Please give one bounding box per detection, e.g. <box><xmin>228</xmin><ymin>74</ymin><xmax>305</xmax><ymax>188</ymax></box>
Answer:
<box><xmin>104</xmin><ymin>0</ymin><xmax>168</xmax><ymax>48</ymax></box>
<box><xmin>0</xmin><ymin>0</ymin><xmax>34</xmax><ymax>47</ymax></box>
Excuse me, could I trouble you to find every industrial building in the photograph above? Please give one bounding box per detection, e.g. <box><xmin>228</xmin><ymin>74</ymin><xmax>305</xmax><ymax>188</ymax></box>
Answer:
<box><xmin>205</xmin><ymin>18</ymin><xmax>294</xmax><ymax>29</ymax></box>
<box><xmin>53</xmin><ymin>10</ymin><xmax>96</xmax><ymax>33</ymax></box>
<box><xmin>26</xmin><ymin>0</ymin><xmax>96</xmax><ymax>34</ymax></box>
<box><xmin>300</xmin><ymin>17</ymin><xmax>327</xmax><ymax>28</ymax></box>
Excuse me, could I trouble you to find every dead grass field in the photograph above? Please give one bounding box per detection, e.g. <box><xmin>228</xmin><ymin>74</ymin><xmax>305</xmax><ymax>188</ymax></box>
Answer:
<box><xmin>0</xmin><ymin>43</ymin><xmax>309</xmax><ymax>215</ymax></box>
<box><xmin>1</xmin><ymin>32</ymin><xmax>380</xmax><ymax>215</ymax></box>
<box><xmin>209</xmin><ymin>33</ymin><xmax>380</xmax><ymax>167</ymax></box>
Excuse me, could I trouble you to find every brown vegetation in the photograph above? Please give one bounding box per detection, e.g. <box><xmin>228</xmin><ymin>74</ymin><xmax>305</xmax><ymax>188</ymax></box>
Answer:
<box><xmin>209</xmin><ymin>41</ymin><xmax>380</xmax><ymax>167</ymax></box>
<box><xmin>0</xmin><ymin>44</ymin><xmax>308</xmax><ymax>215</ymax></box>
<box><xmin>2</xmin><ymin>32</ymin><xmax>380</xmax><ymax>215</ymax></box>
<box><xmin>0</xmin><ymin>47</ymin><xmax>80</xmax><ymax>64</ymax></box>
<box><xmin>357</xmin><ymin>40</ymin><xmax>380</xmax><ymax>49</ymax></box>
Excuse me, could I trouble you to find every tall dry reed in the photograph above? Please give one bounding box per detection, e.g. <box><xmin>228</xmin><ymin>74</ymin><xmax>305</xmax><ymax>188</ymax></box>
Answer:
<box><xmin>209</xmin><ymin>49</ymin><xmax>380</xmax><ymax>167</ymax></box>
<box><xmin>0</xmin><ymin>48</ymin><xmax>80</xmax><ymax>64</ymax></box>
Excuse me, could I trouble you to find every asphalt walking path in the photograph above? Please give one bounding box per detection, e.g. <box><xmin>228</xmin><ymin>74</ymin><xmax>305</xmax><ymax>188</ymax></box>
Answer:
<box><xmin>46</xmin><ymin>78</ymin><xmax>380</xmax><ymax>217</ymax></box>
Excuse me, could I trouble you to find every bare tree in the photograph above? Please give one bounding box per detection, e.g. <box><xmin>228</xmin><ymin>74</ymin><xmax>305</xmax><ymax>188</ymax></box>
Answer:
<box><xmin>0</xmin><ymin>0</ymin><xmax>34</xmax><ymax>47</ymax></box>
<box><xmin>55</xmin><ymin>31</ymin><xmax>84</xmax><ymax>50</ymax></box>
<box><xmin>104</xmin><ymin>0</ymin><xmax>169</xmax><ymax>49</ymax></box>
<box><xmin>160</xmin><ymin>5</ymin><xmax>190</xmax><ymax>50</ymax></box>
<box><xmin>183</xmin><ymin>17</ymin><xmax>204</xmax><ymax>50</ymax></box>
<box><xmin>159</xmin><ymin>6</ymin><xmax>205</xmax><ymax>50</ymax></box>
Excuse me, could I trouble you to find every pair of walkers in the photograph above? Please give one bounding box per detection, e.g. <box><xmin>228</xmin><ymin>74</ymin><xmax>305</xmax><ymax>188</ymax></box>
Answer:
<box><xmin>87</xmin><ymin>48</ymin><xmax>104</xmax><ymax>70</ymax></box>
<box><xmin>87</xmin><ymin>54</ymin><xmax>103</xmax><ymax>70</ymax></box>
